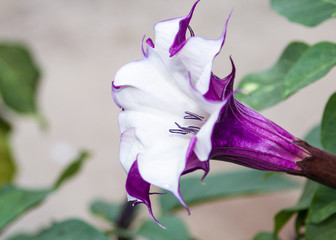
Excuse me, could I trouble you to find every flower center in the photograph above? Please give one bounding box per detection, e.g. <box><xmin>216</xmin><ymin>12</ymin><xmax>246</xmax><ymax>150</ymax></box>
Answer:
<box><xmin>169</xmin><ymin>111</ymin><xmax>204</xmax><ymax>135</ymax></box>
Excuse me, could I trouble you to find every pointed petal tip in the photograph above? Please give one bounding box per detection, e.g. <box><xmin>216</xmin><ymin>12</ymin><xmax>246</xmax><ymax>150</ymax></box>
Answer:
<box><xmin>201</xmin><ymin>170</ymin><xmax>209</xmax><ymax>182</ymax></box>
<box><xmin>111</xmin><ymin>81</ymin><xmax>123</xmax><ymax>109</ymax></box>
<box><xmin>216</xmin><ymin>10</ymin><xmax>233</xmax><ymax>51</ymax></box>
<box><xmin>173</xmin><ymin>189</ymin><xmax>191</xmax><ymax>215</ymax></box>
<box><xmin>130</xmin><ymin>199</ymin><xmax>166</xmax><ymax>229</ymax></box>
<box><xmin>111</xmin><ymin>80</ymin><xmax>121</xmax><ymax>89</ymax></box>
<box><xmin>168</xmin><ymin>0</ymin><xmax>200</xmax><ymax>57</ymax></box>
<box><xmin>189</xmin><ymin>0</ymin><xmax>200</xmax><ymax>17</ymax></box>
<box><xmin>146</xmin><ymin>203</ymin><xmax>166</xmax><ymax>229</ymax></box>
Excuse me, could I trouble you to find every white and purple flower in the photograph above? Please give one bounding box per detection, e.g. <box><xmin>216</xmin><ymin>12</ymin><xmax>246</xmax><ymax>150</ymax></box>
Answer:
<box><xmin>112</xmin><ymin>1</ymin><xmax>310</xmax><ymax>225</ymax></box>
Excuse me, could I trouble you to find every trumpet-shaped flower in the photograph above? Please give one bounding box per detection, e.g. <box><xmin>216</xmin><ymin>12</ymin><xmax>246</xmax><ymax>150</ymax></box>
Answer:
<box><xmin>112</xmin><ymin>1</ymin><xmax>310</xmax><ymax>224</ymax></box>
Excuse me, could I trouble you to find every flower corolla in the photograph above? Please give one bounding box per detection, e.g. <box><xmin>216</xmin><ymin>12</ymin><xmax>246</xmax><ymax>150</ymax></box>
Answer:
<box><xmin>112</xmin><ymin>1</ymin><xmax>309</xmax><ymax>225</ymax></box>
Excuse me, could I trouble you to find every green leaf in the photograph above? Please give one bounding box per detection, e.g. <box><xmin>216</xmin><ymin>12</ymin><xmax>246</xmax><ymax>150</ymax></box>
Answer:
<box><xmin>323</xmin><ymin>0</ymin><xmax>336</xmax><ymax>5</ymax></box>
<box><xmin>321</xmin><ymin>92</ymin><xmax>336</xmax><ymax>155</ymax></box>
<box><xmin>0</xmin><ymin>151</ymin><xmax>89</xmax><ymax>232</ymax></box>
<box><xmin>306</xmin><ymin>214</ymin><xmax>336</xmax><ymax>240</ymax></box>
<box><xmin>90</xmin><ymin>200</ymin><xmax>121</xmax><ymax>224</ymax></box>
<box><xmin>0</xmin><ymin>185</ymin><xmax>51</xmax><ymax>232</ymax></box>
<box><xmin>304</xmin><ymin>125</ymin><xmax>323</xmax><ymax>149</ymax></box>
<box><xmin>271</xmin><ymin>0</ymin><xmax>336</xmax><ymax>26</ymax></box>
<box><xmin>53</xmin><ymin>151</ymin><xmax>89</xmax><ymax>189</ymax></box>
<box><xmin>159</xmin><ymin>170</ymin><xmax>298</xmax><ymax>213</ymax></box>
<box><xmin>136</xmin><ymin>215</ymin><xmax>192</xmax><ymax>240</ymax></box>
<box><xmin>274</xmin><ymin>211</ymin><xmax>295</xmax><ymax>236</ymax></box>
<box><xmin>291</xmin><ymin>180</ymin><xmax>320</xmax><ymax>212</ymax></box>
<box><xmin>282</xmin><ymin>42</ymin><xmax>336</xmax><ymax>99</ymax></box>
<box><xmin>253</xmin><ymin>232</ymin><xmax>280</xmax><ymax>240</ymax></box>
<box><xmin>237</xmin><ymin>42</ymin><xmax>309</xmax><ymax>111</ymax></box>
<box><xmin>306</xmin><ymin>185</ymin><xmax>336</xmax><ymax>224</ymax></box>
<box><xmin>0</xmin><ymin>117</ymin><xmax>15</xmax><ymax>187</ymax></box>
<box><xmin>273</xmin><ymin>180</ymin><xmax>319</xmax><ymax>235</ymax></box>
<box><xmin>237</xmin><ymin>42</ymin><xmax>336</xmax><ymax>110</ymax></box>
<box><xmin>7</xmin><ymin>219</ymin><xmax>110</xmax><ymax>240</ymax></box>
<box><xmin>0</xmin><ymin>44</ymin><xmax>40</xmax><ymax>114</ymax></box>
<box><xmin>295</xmin><ymin>210</ymin><xmax>308</xmax><ymax>236</ymax></box>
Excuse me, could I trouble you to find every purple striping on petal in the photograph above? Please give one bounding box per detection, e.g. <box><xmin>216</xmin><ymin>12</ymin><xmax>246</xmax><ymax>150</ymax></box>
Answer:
<box><xmin>212</xmin><ymin>151</ymin><xmax>299</xmax><ymax>172</ymax></box>
<box><xmin>235</xmin><ymin>101</ymin><xmax>298</xmax><ymax>141</ymax></box>
<box><xmin>267</xmin><ymin>118</ymin><xmax>299</xmax><ymax>140</ymax></box>
<box><xmin>210</xmin><ymin>96</ymin><xmax>309</xmax><ymax>173</ymax></box>
<box><xmin>169</xmin><ymin>0</ymin><xmax>199</xmax><ymax>57</ymax></box>
<box><xmin>234</xmin><ymin>102</ymin><xmax>306</xmax><ymax>157</ymax></box>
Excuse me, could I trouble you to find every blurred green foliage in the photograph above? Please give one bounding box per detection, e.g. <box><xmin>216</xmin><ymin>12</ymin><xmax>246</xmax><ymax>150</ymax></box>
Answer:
<box><xmin>0</xmin><ymin>151</ymin><xmax>89</xmax><ymax>233</ymax></box>
<box><xmin>8</xmin><ymin>219</ymin><xmax>110</xmax><ymax>240</ymax></box>
<box><xmin>0</xmin><ymin>117</ymin><xmax>15</xmax><ymax>187</ymax></box>
<box><xmin>321</xmin><ymin>92</ymin><xmax>336</xmax><ymax>155</ymax></box>
<box><xmin>271</xmin><ymin>0</ymin><xmax>336</xmax><ymax>26</ymax></box>
<box><xmin>0</xmin><ymin>44</ymin><xmax>40</xmax><ymax>114</ymax></box>
<box><xmin>237</xmin><ymin>42</ymin><xmax>336</xmax><ymax>110</ymax></box>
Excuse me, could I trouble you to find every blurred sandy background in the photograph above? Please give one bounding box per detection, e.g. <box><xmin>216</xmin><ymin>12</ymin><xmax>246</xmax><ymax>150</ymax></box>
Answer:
<box><xmin>0</xmin><ymin>0</ymin><xmax>335</xmax><ymax>239</ymax></box>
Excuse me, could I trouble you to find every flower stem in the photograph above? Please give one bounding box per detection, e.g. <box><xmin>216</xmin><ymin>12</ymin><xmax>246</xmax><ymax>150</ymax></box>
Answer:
<box><xmin>296</xmin><ymin>140</ymin><xmax>336</xmax><ymax>189</ymax></box>
<box><xmin>116</xmin><ymin>200</ymin><xmax>137</xmax><ymax>240</ymax></box>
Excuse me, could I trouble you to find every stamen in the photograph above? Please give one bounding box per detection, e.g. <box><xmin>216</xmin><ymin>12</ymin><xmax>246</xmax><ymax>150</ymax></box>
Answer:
<box><xmin>187</xmin><ymin>25</ymin><xmax>195</xmax><ymax>37</ymax></box>
<box><xmin>184</xmin><ymin>111</ymin><xmax>204</xmax><ymax>121</ymax></box>
<box><xmin>169</xmin><ymin>122</ymin><xmax>200</xmax><ymax>135</ymax></box>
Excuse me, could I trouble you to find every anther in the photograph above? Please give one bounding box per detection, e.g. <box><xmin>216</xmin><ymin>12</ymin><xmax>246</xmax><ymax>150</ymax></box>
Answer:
<box><xmin>184</xmin><ymin>111</ymin><xmax>204</xmax><ymax>121</ymax></box>
<box><xmin>169</xmin><ymin>122</ymin><xmax>200</xmax><ymax>135</ymax></box>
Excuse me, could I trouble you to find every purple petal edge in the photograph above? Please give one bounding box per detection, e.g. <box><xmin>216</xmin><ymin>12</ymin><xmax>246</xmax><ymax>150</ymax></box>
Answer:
<box><xmin>184</xmin><ymin>136</ymin><xmax>210</xmax><ymax>180</ymax></box>
<box><xmin>126</xmin><ymin>159</ymin><xmax>165</xmax><ymax>228</ymax></box>
<box><xmin>141</xmin><ymin>36</ymin><xmax>155</xmax><ymax>57</ymax></box>
<box><xmin>169</xmin><ymin>0</ymin><xmax>199</xmax><ymax>57</ymax></box>
<box><xmin>204</xmin><ymin>57</ymin><xmax>235</xmax><ymax>101</ymax></box>
<box><xmin>111</xmin><ymin>81</ymin><xmax>123</xmax><ymax>109</ymax></box>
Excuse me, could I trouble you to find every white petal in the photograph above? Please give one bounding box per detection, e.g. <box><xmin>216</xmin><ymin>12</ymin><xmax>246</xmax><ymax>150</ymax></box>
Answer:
<box><xmin>137</xmin><ymin>138</ymin><xmax>189</xmax><ymax>193</ymax></box>
<box><xmin>119</xmin><ymin>128</ymin><xmax>142</xmax><ymax>173</ymax></box>
<box><xmin>195</xmin><ymin>101</ymin><xmax>225</xmax><ymax>160</ymax></box>
<box><xmin>176</xmin><ymin>36</ymin><xmax>224</xmax><ymax>94</ymax></box>
<box><xmin>114</xmin><ymin>85</ymin><xmax>183</xmax><ymax>115</ymax></box>
<box><xmin>114</xmin><ymin>54</ymin><xmax>199</xmax><ymax>113</ymax></box>
<box><xmin>153</xmin><ymin>17</ymin><xmax>182</xmax><ymax>61</ymax></box>
<box><xmin>119</xmin><ymin>110</ymin><xmax>176</xmax><ymax>136</ymax></box>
